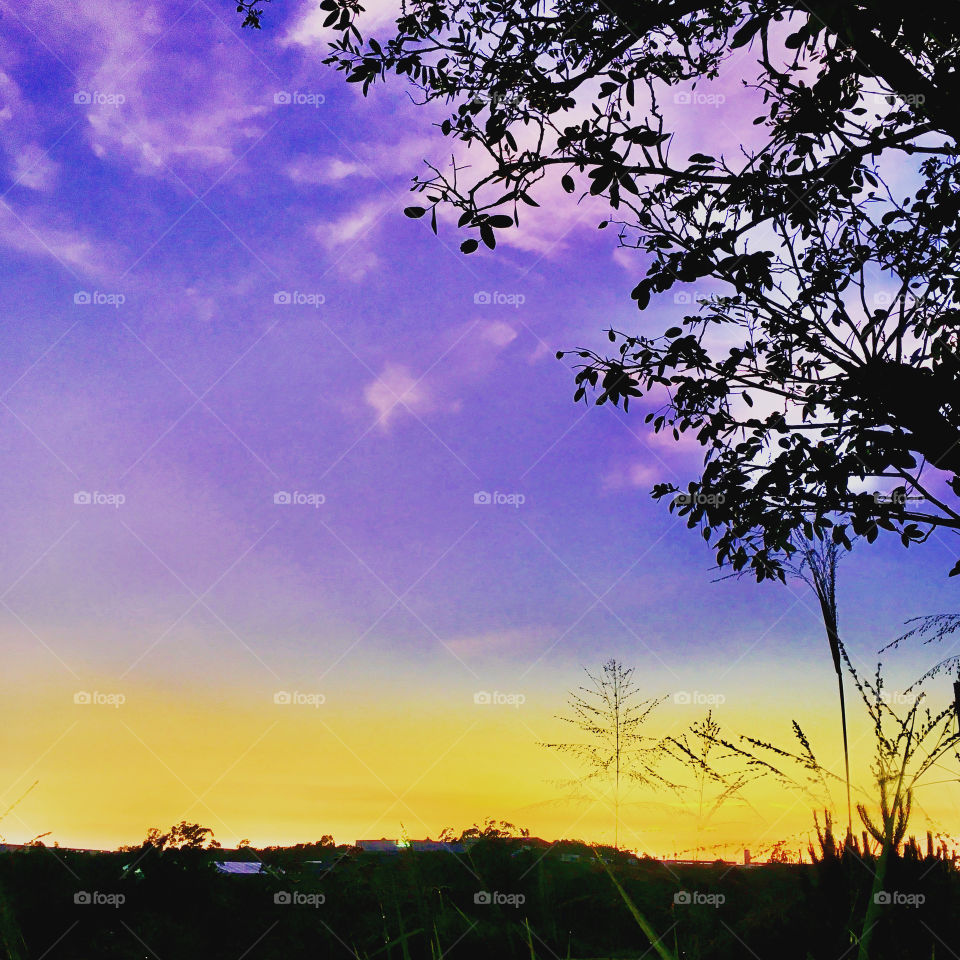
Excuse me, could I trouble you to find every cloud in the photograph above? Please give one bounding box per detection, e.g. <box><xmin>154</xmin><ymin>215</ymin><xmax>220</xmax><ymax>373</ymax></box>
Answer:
<box><xmin>357</xmin><ymin>323</ymin><xmax>522</xmax><ymax>431</ymax></box>
<box><xmin>479</xmin><ymin>321</ymin><xmax>517</xmax><ymax>349</ymax></box>
<box><xmin>83</xmin><ymin>97</ymin><xmax>269</xmax><ymax>174</ymax></box>
<box><xmin>285</xmin><ymin>155</ymin><xmax>374</xmax><ymax>186</ymax></box>
<box><xmin>278</xmin><ymin>10</ymin><xmax>757</xmax><ymax>267</ymax></box>
<box><xmin>363</xmin><ymin>364</ymin><xmax>435</xmax><ymax>428</ymax></box>
<box><xmin>0</xmin><ymin>65</ymin><xmax>110</xmax><ymax>273</ymax></box>
<box><xmin>283</xmin><ymin>0</ymin><xmax>402</xmax><ymax>46</ymax></box>
<box><xmin>313</xmin><ymin>198</ymin><xmax>393</xmax><ymax>249</ymax></box>
<box><xmin>311</xmin><ymin>195</ymin><xmax>398</xmax><ymax>279</ymax></box>
<box><xmin>16</xmin><ymin>0</ymin><xmax>271</xmax><ymax>180</ymax></box>
<box><xmin>0</xmin><ymin>200</ymin><xmax>109</xmax><ymax>276</ymax></box>
<box><xmin>603</xmin><ymin>425</ymin><xmax>705</xmax><ymax>494</ymax></box>
<box><xmin>286</xmin><ymin>120</ymin><xmax>600</xmax><ymax>262</ymax></box>
<box><xmin>10</xmin><ymin>143</ymin><xmax>58</xmax><ymax>191</ymax></box>
<box><xmin>602</xmin><ymin>461</ymin><xmax>663</xmax><ymax>493</ymax></box>
<box><xmin>0</xmin><ymin>69</ymin><xmax>58</xmax><ymax>192</ymax></box>
<box><xmin>285</xmin><ymin>132</ymin><xmax>443</xmax><ymax>191</ymax></box>
<box><xmin>612</xmin><ymin>246</ymin><xmax>638</xmax><ymax>272</ymax></box>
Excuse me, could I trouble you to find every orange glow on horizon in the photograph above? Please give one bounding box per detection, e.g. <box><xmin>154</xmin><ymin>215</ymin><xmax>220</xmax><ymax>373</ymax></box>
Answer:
<box><xmin>3</xmin><ymin>659</ymin><xmax>957</xmax><ymax>860</ymax></box>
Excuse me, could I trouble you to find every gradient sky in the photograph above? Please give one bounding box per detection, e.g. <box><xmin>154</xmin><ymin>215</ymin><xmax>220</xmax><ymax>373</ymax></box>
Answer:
<box><xmin>0</xmin><ymin>0</ymin><xmax>958</xmax><ymax>857</ymax></box>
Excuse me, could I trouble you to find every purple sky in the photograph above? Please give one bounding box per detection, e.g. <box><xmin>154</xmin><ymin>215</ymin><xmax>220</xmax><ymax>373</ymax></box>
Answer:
<box><xmin>0</xmin><ymin>0</ymin><xmax>957</xmax><ymax>850</ymax></box>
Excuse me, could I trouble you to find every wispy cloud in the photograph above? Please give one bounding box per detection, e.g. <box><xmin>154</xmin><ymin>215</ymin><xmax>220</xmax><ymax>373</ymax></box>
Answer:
<box><xmin>446</xmin><ymin>626</ymin><xmax>549</xmax><ymax>657</ymax></box>
<box><xmin>363</xmin><ymin>363</ymin><xmax>435</xmax><ymax>428</ymax></box>
<box><xmin>283</xmin><ymin>0</ymin><xmax>402</xmax><ymax>47</ymax></box>
<box><xmin>0</xmin><ymin>69</ymin><xmax>59</xmax><ymax>192</ymax></box>
<box><xmin>27</xmin><ymin>0</ymin><xmax>272</xmax><ymax>180</ymax></box>
<box><xmin>0</xmin><ymin>199</ymin><xmax>110</xmax><ymax>275</ymax></box>
<box><xmin>285</xmin><ymin>155</ymin><xmax>374</xmax><ymax>186</ymax></box>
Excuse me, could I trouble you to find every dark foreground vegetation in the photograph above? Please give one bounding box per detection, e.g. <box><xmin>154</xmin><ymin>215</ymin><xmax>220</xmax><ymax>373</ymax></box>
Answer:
<box><xmin>1</xmin><ymin>833</ymin><xmax>957</xmax><ymax>960</ymax></box>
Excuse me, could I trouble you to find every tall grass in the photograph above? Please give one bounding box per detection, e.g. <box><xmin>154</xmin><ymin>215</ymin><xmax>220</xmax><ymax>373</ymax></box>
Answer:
<box><xmin>595</xmin><ymin>851</ymin><xmax>678</xmax><ymax>960</ymax></box>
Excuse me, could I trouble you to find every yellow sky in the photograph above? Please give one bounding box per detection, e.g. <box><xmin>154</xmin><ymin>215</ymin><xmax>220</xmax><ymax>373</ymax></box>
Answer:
<box><xmin>3</xmin><ymin>663</ymin><xmax>957</xmax><ymax>858</ymax></box>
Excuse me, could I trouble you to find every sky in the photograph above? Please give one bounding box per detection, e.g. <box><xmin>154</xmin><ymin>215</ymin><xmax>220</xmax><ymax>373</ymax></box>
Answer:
<box><xmin>0</xmin><ymin>0</ymin><xmax>958</xmax><ymax>857</ymax></box>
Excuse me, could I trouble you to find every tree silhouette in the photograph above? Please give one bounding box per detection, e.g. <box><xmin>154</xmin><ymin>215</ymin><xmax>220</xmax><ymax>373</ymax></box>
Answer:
<box><xmin>141</xmin><ymin>821</ymin><xmax>221</xmax><ymax>851</ymax></box>
<box><xmin>540</xmin><ymin>659</ymin><xmax>670</xmax><ymax>848</ymax></box>
<box><xmin>438</xmin><ymin>818</ymin><xmax>529</xmax><ymax>842</ymax></box>
<box><xmin>243</xmin><ymin>0</ymin><xmax>960</xmax><ymax>578</ymax></box>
